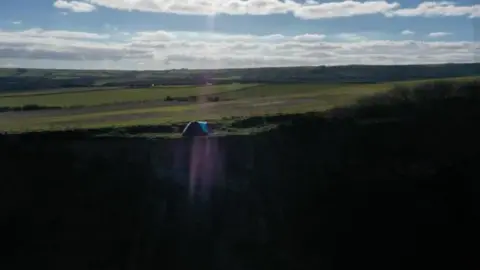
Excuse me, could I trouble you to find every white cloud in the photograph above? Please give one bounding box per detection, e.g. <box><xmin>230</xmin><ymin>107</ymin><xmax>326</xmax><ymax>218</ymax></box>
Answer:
<box><xmin>87</xmin><ymin>0</ymin><xmax>299</xmax><ymax>15</ymax></box>
<box><xmin>336</xmin><ymin>33</ymin><xmax>369</xmax><ymax>42</ymax></box>
<box><xmin>12</xmin><ymin>21</ymin><xmax>22</xmax><ymax>25</ymax></box>
<box><xmin>0</xmin><ymin>30</ymin><xmax>151</xmax><ymax>61</ymax></box>
<box><xmin>401</xmin><ymin>30</ymin><xmax>415</xmax><ymax>35</ymax></box>
<box><xmin>54</xmin><ymin>0</ymin><xmax>96</xmax><ymax>12</ymax></box>
<box><xmin>80</xmin><ymin>0</ymin><xmax>480</xmax><ymax>19</ymax></box>
<box><xmin>428</xmin><ymin>32</ymin><xmax>452</xmax><ymax>38</ymax></box>
<box><xmin>0</xmin><ymin>28</ymin><xmax>477</xmax><ymax>69</ymax></box>
<box><xmin>293</xmin><ymin>0</ymin><xmax>400</xmax><ymax>19</ymax></box>
<box><xmin>132</xmin><ymin>30</ymin><xmax>176</xmax><ymax>41</ymax></box>
<box><xmin>388</xmin><ymin>1</ymin><xmax>480</xmax><ymax>18</ymax></box>
<box><xmin>293</xmin><ymin>34</ymin><xmax>326</xmax><ymax>41</ymax></box>
<box><xmin>9</xmin><ymin>28</ymin><xmax>110</xmax><ymax>40</ymax></box>
<box><xmin>85</xmin><ymin>0</ymin><xmax>400</xmax><ymax>18</ymax></box>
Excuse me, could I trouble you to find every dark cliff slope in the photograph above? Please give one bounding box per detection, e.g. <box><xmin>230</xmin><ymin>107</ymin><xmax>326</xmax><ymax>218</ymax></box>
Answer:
<box><xmin>1</xmin><ymin>81</ymin><xmax>479</xmax><ymax>270</ymax></box>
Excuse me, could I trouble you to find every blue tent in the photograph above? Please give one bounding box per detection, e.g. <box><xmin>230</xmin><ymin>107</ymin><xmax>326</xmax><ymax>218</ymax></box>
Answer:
<box><xmin>182</xmin><ymin>121</ymin><xmax>211</xmax><ymax>137</ymax></box>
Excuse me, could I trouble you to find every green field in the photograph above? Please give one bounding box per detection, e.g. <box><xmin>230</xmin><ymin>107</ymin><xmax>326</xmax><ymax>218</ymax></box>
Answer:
<box><xmin>0</xmin><ymin>84</ymin><xmax>257</xmax><ymax>107</ymax></box>
<box><xmin>0</xmin><ymin>76</ymin><xmax>478</xmax><ymax>133</ymax></box>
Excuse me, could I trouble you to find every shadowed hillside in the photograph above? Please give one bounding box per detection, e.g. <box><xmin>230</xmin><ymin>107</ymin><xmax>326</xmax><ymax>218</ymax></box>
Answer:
<box><xmin>1</xmin><ymin>80</ymin><xmax>479</xmax><ymax>270</ymax></box>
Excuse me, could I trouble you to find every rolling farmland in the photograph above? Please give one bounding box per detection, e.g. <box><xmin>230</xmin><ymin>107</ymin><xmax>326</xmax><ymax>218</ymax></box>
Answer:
<box><xmin>0</xmin><ymin>76</ymin><xmax>478</xmax><ymax>133</ymax></box>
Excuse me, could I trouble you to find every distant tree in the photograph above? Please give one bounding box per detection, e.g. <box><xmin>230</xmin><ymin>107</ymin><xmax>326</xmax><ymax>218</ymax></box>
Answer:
<box><xmin>208</xmin><ymin>96</ymin><xmax>220</xmax><ymax>102</ymax></box>
<box><xmin>22</xmin><ymin>104</ymin><xmax>41</xmax><ymax>111</ymax></box>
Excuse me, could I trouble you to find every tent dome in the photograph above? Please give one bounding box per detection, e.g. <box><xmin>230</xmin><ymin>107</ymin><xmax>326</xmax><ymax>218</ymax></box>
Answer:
<box><xmin>182</xmin><ymin>121</ymin><xmax>211</xmax><ymax>137</ymax></box>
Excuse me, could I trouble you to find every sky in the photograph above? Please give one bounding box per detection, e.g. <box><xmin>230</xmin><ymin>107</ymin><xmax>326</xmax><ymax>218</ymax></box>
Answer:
<box><xmin>0</xmin><ymin>0</ymin><xmax>479</xmax><ymax>70</ymax></box>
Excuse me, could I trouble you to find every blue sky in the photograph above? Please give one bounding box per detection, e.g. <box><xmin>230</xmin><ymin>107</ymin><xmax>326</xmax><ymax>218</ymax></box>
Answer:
<box><xmin>0</xmin><ymin>0</ymin><xmax>478</xmax><ymax>69</ymax></box>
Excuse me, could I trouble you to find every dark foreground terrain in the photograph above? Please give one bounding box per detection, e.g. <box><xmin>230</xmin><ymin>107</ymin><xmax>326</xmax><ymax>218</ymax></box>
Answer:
<box><xmin>1</xmin><ymin>81</ymin><xmax>479</xmax><ymax>270</ymax></box>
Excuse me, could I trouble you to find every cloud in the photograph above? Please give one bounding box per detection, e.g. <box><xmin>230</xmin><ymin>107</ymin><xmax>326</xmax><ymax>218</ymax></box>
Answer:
<box><xmin>54</xmin><ymin>0</ymin><xmax>96</xmax><ymax>12</ymax></box>
<box><xmin>401</xmin><ymin>30</ymin><xmax>415</xmax><ymax>35</ymax></box>
<box><xmin>336</xmin><ymin>33</ymin><xmax>369</xmax><ymax>41</ymax></box>
<box><xmin>81</xmin><ymin>0</ymin><xmax>479</xmax><ymax>19</ymax></box>
<box><xmin>87</xmin><ymin>0</ymin><xmax>299</xmax><ymax>15</ymax></box>
<box><xmin>12</xmin><ymin>21</ymin><xmax>22</xmax><ymax>25</ymax></box>
<box><xmin>0</xmin><ymin>29</ymin><xmax>149</xmax><ymax>62</ymax></box>
<box><xmin>8</xmin><ymin>28</ymin><xmax>111</xmax><ymax>40</ymax></box>
<box><xmin>0</xmin><ymin>28</ymin><xmax>477</xmax><ymax>69</ymax></box>
<box><xmin>428</xmin><ymin>32</ymin><xmax>452</xmax><ymax>38</ymax></box>
<box><xmin>293</xmin><ymin>34</ymin><xmax>326</xmax><ymax>41</ymax></box>
<box><xmin>132</xmin><ymin>30</ymin><xmax>176</xmax><ymax>41</ymax></box>
<box><xmin>293</xmin><ymin>0</ymin><xmax>400</xmax><ymax>19</ymax></box>
<box><xmin>388</xmin><ymin>1</ymin><xmax>480</xmax><ymax>18</ymax></box>
<box><xmin>86</xmin><ymin>0</ymin><xmax>400</xmax><ymax>18</ymax></box>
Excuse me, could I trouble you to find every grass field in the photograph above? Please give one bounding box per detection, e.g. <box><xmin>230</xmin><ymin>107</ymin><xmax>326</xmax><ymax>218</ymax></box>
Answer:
<box><xmin>0</xmin><ymin>83</ymin><xmax>257</xmax><ymax>107</ymax></box>
<box><xmin>0</xmin><ymin>76</ymin><xmax>478</xmax><ymax>133</ymax></box>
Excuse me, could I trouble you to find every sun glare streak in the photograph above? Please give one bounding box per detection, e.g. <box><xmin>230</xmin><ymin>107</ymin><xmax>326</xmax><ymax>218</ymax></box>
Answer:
<box><xmin>187</xmin><ymin>137</ymin><xmax>224</xmax><ymax>202</ymax></box>
<box><xmin>195</xmin><ymin>11</ymin><xmax>218</xmax><ymax>116</ymax></box>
